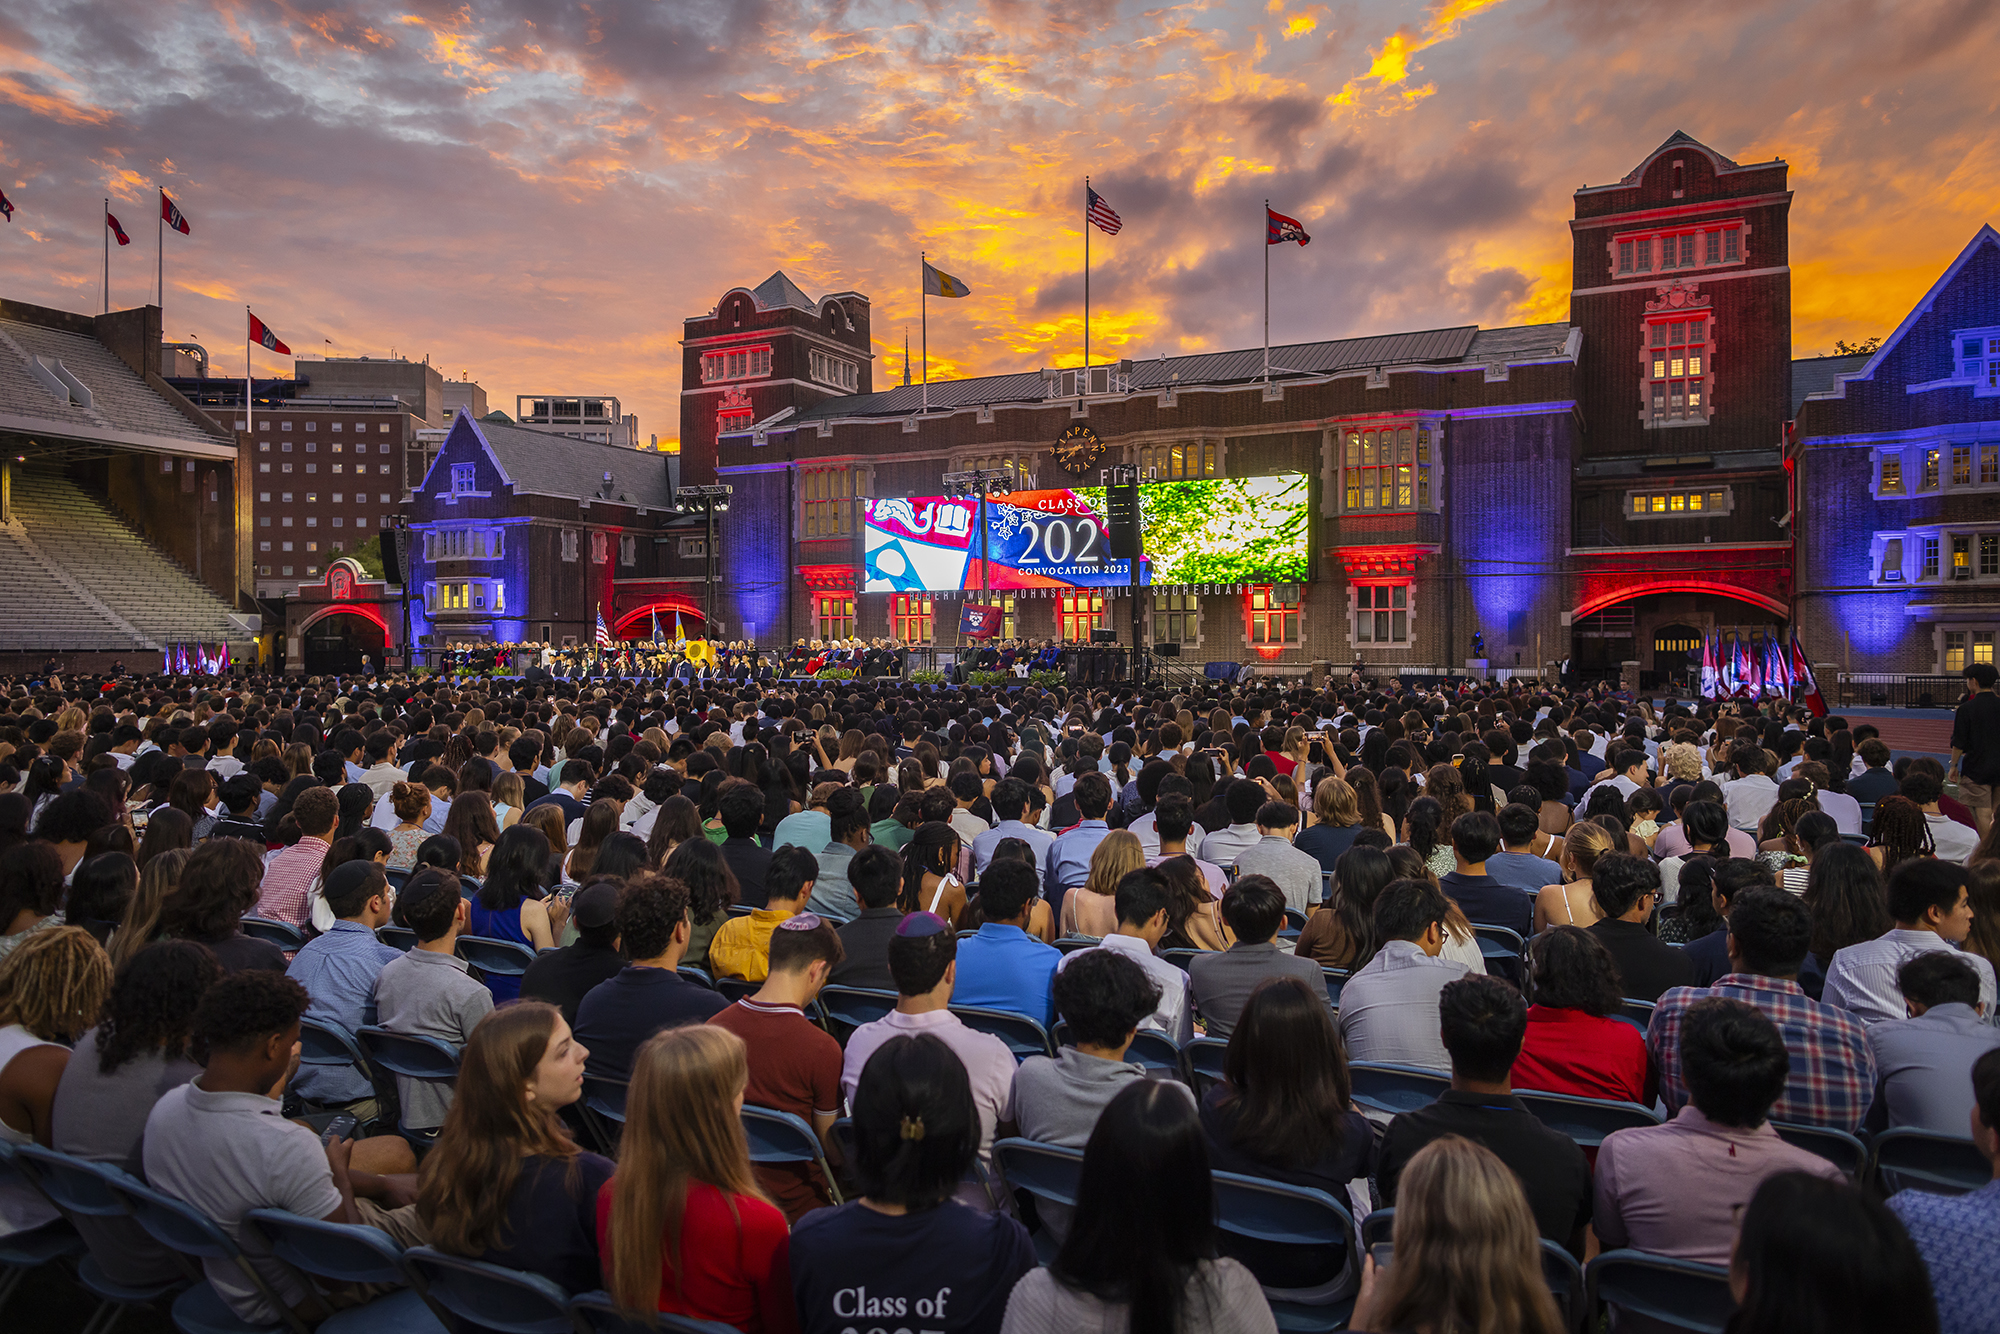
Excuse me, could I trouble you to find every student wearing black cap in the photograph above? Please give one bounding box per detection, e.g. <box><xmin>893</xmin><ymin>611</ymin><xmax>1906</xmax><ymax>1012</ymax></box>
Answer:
<box><xmin>521</xmin><ymin>879</ymin><xmax>628</xmax><ymax>1028</ymax></box>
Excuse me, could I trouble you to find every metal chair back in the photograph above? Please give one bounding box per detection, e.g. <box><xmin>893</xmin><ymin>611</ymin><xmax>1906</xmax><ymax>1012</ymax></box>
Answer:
<box><xmin>1872</xmin><ymin>1127</ymin><xmax>1991</xmax><ymax>1196</ymax></box>
<box><xmin>454</xmin><ymin>934</ymin><xmax>537</xmax><ymax>979</ymax></box>
<box><xmin>1771</xmin><ymin>1121</ymin><xmax>1870</xmax><ymax>1181</ymax></box>
<box><xmin>1212</xmin><ymin>1169</ymin><xmax>1361</xmax><ymax>1320</ymax></box>
<box><xmin>817</xmin><ymin>985</ymin><xmax>899</xmax><ymax>1039</ymax></box>
<box><xmin>740</xmin><ymin>1106</ymin><xmax>843</xmax><ymax>1205</ymax></box>
<box><xmin>1347</xmin><ymin>1061</ymin><xmax>1452</xmax><ymax>1117</ymax></box>
<box><xmin>948</xmin><ymin>1005</ymin><xmax>1055</xmax><ymax>1060</ymax></box>
<box><xmin>376</xmin><ymin>925</ymin><xmax>418</xmax><ymax>952</ymax></box>
<box><xmin>401</xmin><ymin>1246</ymin><xmax>573</xmax><ymax>1334</ymax></box>
<box><xmin>1512</xmin><ymin>1090</ymin><xmax>1663</xmax><ymax>1147</ymax></box>
<box><xmin>1584</xmin><ymin>1248</ymin><xmax>1735</xmax><ymax>1334</ymax></box>
<box><xmin>241</xmin><ymin>916</ymin><xmax>305</xmax><ymax>951</ymax></box>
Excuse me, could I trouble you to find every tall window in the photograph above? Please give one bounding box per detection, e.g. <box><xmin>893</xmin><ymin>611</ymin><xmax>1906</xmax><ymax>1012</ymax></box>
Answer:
<box><xmin>1646</xmin><ymin>317</ymin><xmax>1711</xmax><ymax>424</ymax></box>
<box><xmin>1154</xmin><ymin>590</ymin><xmax>1199</xmax><ymax>644</ymax></box>
<box><xmin>1881</xmin><ymin>455</ymin><xmax>1903</xmax><ymax>492</ymax></box>
<box><xmin>1140</xmin><ymin>442</ymin><xmax>1216</xmax><ymax>480</ymax></box>
<box><xmin>1983</xmin><ymin>534</ymin><xmax>1999</xmax><ymax>576</ymax></box>
<box><xmin>1343</xmin><ymin>425</ymin><xmax>1432</xmax><ymax>511</ymax></box>
<box><xmin>619</xmin><ymin>535</ymin><xmax>637</xmax><ymax>568</ymax></box>
<box><xmin>816</xmin><ymin>594</ymin><xmax>856</xmax><ymax>641</ymax></box>
<box><xmin>561</xmin><ymin>529</ymin><xmax>579</xmax><ymax>562</ymax></box>
<box><xmin>809</xmin><ymin>350</ymin><xmax>858</xmax><ymax>392</ymax></box>
<box><xmin>701</xmin><ymin>346</ymin><xmax>772</xmax><ymax>382</ymax></box>
<box><xmin>1354</xmin><ymin>585</ymin><xmax>1409</xmax><ymax>645</ymax></box>
<box><xmin>1059</xmin><ymin>593</ymin><xmax>1107</xmax><ymax>641</ymax></box>
<box><xmin>1924</xmin><ymin>537</ymin><xmax>1941</xmax><ymax>579</ymax></box>
<box><xmin>891</xmin><ymin>594</ymin><xmax>933</xmax><ymax>643</ymax></box>
<box><xmin>1953</xmin><ymin>447</ymin><xmax>1973</xmax><ymax>486</ymax></box>
<box><xmin>590</xmin><ymin>531</ymin><xmax>607</xmax><ymax>565</ymax></box>
<box><xmin>1248</xmin><ymin>586</ymin><xmax>1300</xmax><ymax>646</ymax></box>
<box><xmin>803</xmin><ymin>467</ymin><xmax>864</xmax><ymax>537</ymax></box>
<box><xmin>1923</xmin><ymin>450</ymin><xmax>1941</xmax><ymax>490</ymax></box>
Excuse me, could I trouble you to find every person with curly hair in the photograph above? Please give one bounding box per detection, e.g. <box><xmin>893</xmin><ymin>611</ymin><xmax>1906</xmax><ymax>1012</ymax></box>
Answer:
<box><xmin>0</xmin><ymin>925</ymin><xmax>112</xmax><ymax>1237</ymax></box>
<box><xmin>142</xmin><ymin>969</ymin><xmax>421</xmax><ymax>1326</ymax></box>
<box><xmin>1514</xmin><ymin>925</ymin><xmax>1650</xmax><ymax>1105</ymax></box>
<box><xmin>161</xmin><ymin>838</ymin><xmax>287</xmax><ymax>974</ymax></box>
<box><xmin>51</xmin><ymin>941</ymin><xmax>220</xmax><ymax>1283</ymax></box>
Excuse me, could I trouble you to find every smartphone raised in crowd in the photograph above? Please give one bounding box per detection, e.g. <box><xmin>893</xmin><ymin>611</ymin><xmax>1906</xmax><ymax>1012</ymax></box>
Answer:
<box><xmin>320</xmin><ymin>1113</ymin><xmax>358</xmax><ymax>1146</ymax></box>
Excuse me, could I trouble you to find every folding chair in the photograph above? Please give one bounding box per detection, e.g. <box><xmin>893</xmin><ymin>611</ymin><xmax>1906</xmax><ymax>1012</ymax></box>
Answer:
<box><xmin>294</xmin><ymin>1017</ymin><xmax>392</xmax><ymax>1136</ymax></box>
<box><xmin>740</xmin><ymin>1106</ymin><xmax>843</xmax><ymax>1205</ymax></box>
<box><xmin>1053</xmin><ymin>1023</ymin><xmax>1185</xmax><ymax>1080</ymax></box>
<box><xmin>1053</xmin><ymin>936</ymin><xmax>1100</xmax><ymax>954</ymax></box>
<box><xmin>98</xmin><ymin>1169</ymin><xmax>314</xmax><ymax>1334</ymax></box>
<box><xmin>240</xmin><ymin>916</ymin><xmax>306</xmax><ymax>952</ymax></box>
<box><xmin>1346</xmin><ymin>1062</ymin><xmax>1451</xmax><ymax>1118</ymax></box>
<box><xmin>1281</xmin><ymin>907</ymin><xmax>1308</xmax><ymax>936</ymax></box>
<box><xmin>1160</xmin><ymin>947</ymin><xmax>1202</xmax><ymax>972</ymax></box>
<box><xmin>1184</xmin><ymin>1036</ymin><xmax>1230</xmax><ymax>1097</ymax></box>
<box><xmin>1584</xmin><ymin>1248</ymin><xmax>1734</xmax><ymax>1334</ymax></box>
<box><xmin>1771</xmin><ymin>1121</ymin><xmax>1870</xmax><ymax>1181</ymax></box>
<box><xmin>375</xmin><ymin>925</ymin><xmax>418</xmax><ymax>952</ymax></box>
<box><xmin>1212</xmin><ymin>1170</ymin><xmax>1360</xmax><ymax>1332</ymax></box>
<box><xmin>726</xmin><ymin>904</ymin><xmax>757</xmax><ymax>918</ymax></box>
<box><xmin>1512</xmin><ymin>1090</ymin><xmax>1662</xmax><ymax>1147</ymax></box>
<box><xmin>13</xmin><ymin>1144</ymin><xmax>194</xmax><ymax>1334</ymax></box>
<box><xmin>1321</xmin><ymin>969</ymin><xmax>1347</xmax><ymax>1009</ymax></box>
<box><xmin>1472</xmin><ymin>923</ymin><xmax>1526</xmax><ymax>982</ymax></box>
<box><xmin>578</xmin><ymin>1074</ymin><xmax>629</xmax><ymax>1154</ymax></box>
<box><xmin>401</xmin><ymin>1247</ymin><xmax>573</xmax><ymax>1334</ymax></box>
<box><xmin>715</xmin><ymin>977</ymin><xmax>760</xmax><ymax>1005</ymax></box>
<box><xmin>949</xmin><ymin>1005</ymin><xmax>1055</xmax><ymax>1060</ymax></box>
<box><xmin>454</xmin><ymin>935</ymin><xmax>537</xmax><ymax>982</ymax></box>
<box><xmin>992</xmin><ymin>1138</ymin><xmax>1085</xmax><ymax>1265</ymax></box>
<box><xmin>569</xmin><ymin>1290</ymin><xmax>740</xmax><ymax>1333</ymax></box>
<box><xmin>1871</xmin><ymin>1127</ymin><xmax>1990</xmax><ymax>1196</ymax></box>
<box><xmin>384</xmin><ymin>868</ymin><xmax>412</xmax><ymax>894</ymax></box>
<box><xmin>355</xmin><ymin>1027</ymin><xmax>461</xmax><ymax>1148</ymax></box>
<box><xmin>817</xmin><ymin>985</ymin><xmax>899</xmax><ymax>1041</ymax></box>
<box><xmin>1617</xmin><ymin>998</ymin><xmax>1656</xmax><ymax>1035</ymax></box>
<box><xmin>0</xmin><ymin>1139</ymin><xmax>85</xmax><ymax>1317</ymax></box>
<box><xmin>242</xmin><ymin>1209</ymin><xmax>443</xmax><ymax>1333</ymax></box>
<box><xmin>676</xmin><ymin>965</ymin><xmax>715</xmax><ymax>990</ymax></box>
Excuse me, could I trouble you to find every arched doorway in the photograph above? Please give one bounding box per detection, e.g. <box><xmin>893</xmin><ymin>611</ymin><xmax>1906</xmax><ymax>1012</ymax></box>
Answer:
<box><xmin>303</xmin><ymin>608</ymin><xmax>387</xmax><ymax>675</ymax></box>
<box><xmin>1653</xmin><ymin>623</ymin><xmax>1702</xmax><ymax>689</ymax></box>
<box><xmin>614</xmin><ymin>598</ymin><xmax>705</xmax><ymax>641</ymax></box>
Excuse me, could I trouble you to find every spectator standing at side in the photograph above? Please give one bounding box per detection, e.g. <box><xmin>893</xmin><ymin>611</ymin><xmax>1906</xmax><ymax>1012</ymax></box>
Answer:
<box><xmin>1949</xmin><ymin>660</ymin><xmax>1999</xmax><ymax>840</ymax></box>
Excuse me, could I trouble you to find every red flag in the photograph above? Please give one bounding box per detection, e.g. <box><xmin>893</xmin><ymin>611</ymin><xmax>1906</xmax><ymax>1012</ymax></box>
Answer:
<box><xmin>1792</xmin><ymin>636</ymin><xmax>1827</xmax><ymax>717</ymax></box>
<box><xmin>106</xmin><ymin>211</ymin><xmax>130</xmax><ymax>246</ymax></box>
<box><xmin>0</xmin><ymin>189</ymin><xmax>14</xmax><ymax>222</ymax></box>
<box><xmin>160</xmin><ymin>189</ymin><xmax>190</xmax><ymax>235</ymax></box>
<box><xmin>1266</xmin><ymin>206</ymin><xmax>1310</xmax><ymax>246</ymax></box>
<box><xmin>960</xmin><ymin>603</ymin><xmax>1002</xmax><ymax>639</ymax></box>
<box><xmin>248</xmin><ymin>311</ymin><xmax>291</xmax><ymax>356</ymax></box>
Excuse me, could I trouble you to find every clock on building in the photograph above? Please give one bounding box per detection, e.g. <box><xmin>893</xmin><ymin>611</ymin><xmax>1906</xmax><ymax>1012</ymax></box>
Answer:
<box><xmin>1052</xmin><ymin>424</ymin><xmax>1105</xmax><ymax>478</ymax></box>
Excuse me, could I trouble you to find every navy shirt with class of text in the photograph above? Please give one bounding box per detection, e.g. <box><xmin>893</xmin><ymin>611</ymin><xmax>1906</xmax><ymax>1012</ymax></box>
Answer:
<box><xmin>788</xmin><ymin>1199</ymin><xmax>1035</xmax><ymax>1334</ymax></box>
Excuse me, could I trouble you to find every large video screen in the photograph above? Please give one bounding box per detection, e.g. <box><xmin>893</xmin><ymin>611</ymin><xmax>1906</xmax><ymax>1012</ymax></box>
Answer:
<box><xmin>862</xmin><ymin>472</ymin><xmax>1310</xmax><ymax>593</ymax></box>
<box><xmin>863</xmin><ymin>490</ymin><xmax>1137</xmax><ymax>593</ymax></box>
<box><xmin>1085</xmin><ymin>473</ymin><xmax>1310</xmax><ymax>587</ymax></box>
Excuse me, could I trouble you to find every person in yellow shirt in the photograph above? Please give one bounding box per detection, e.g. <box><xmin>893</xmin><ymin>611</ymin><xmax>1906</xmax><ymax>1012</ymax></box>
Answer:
<box><xmin>708</xmin><ymin>845</ymin><xmax>819</xmax><ymax>982</ymax></box>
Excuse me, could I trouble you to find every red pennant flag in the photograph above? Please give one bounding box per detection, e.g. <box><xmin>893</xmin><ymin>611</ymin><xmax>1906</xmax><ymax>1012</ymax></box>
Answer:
<box><xmin>1266</xmin><ymin>206</ymin><xmax>1310</xmax><ymax>246</ymax></box>
<box><xmin>160</xmin><ymin>189</ymin><xmax>190</xmax><ymax>235</ymax></box>
<box><xmin>248</xmin><ymin>311</ymin><xmax>291</xmax><ymax>356</ymax></box>
<box><xmin>106</xmin><ymin>211</ymin><xmax>130</xmax><ymax>246</ymax></box>
<box><xmin>0</xmin><ymin>189</ymin><xmax>14</xmax><ymax>222</ymax></box>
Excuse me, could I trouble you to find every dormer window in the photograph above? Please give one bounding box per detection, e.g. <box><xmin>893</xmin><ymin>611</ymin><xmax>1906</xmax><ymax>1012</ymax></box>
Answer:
<box><xmin>1951</xmin><ymin>328</ymin><xmax>2000</xmax><ymax>393</ymax></box>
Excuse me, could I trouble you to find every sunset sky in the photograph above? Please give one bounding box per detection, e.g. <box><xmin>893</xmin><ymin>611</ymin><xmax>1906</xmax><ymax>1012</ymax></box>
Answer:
<box><xmin>4</xmin><ymin>0</ymin><xmax>1997</xmax><ymax>448</ymax></box>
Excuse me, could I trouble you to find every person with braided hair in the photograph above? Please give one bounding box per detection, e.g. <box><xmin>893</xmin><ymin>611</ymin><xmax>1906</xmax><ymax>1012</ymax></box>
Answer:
<box><xmin>1869</xmin><ymin>795</ymin><xmax>1936</xmax><ymax>874</ymax></box>
<box><xmin>0</xmin><ymin>924</ymin><xmax>113</xmax><ymax>1236</ymax></box>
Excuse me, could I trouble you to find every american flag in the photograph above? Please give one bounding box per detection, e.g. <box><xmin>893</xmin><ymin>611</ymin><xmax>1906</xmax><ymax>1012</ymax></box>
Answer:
<box><xmin>1086</xmin><ymin>186</ymin><xmax>1122</xmax><ymax>236</ymax></box>
<box><xmin>595</xmin><ymin>611</ymin><xmax>613</xmax><ymax>648</ymax></box>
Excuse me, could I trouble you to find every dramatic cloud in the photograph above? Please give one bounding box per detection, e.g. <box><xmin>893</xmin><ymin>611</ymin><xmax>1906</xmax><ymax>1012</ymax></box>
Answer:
<box><xmin>2</xmin><ymin>0</ymin><xmax>1997</xmax><ymax>445</ymax></box>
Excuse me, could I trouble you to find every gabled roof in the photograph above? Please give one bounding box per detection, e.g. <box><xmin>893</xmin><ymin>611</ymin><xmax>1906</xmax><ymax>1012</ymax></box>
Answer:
<box><xmin>1805</xmin><ymin>225</ymin><xmax>2000</xmax><ymax>401</ymax></box>
<box><xmin>751</xmin><ymin>272</ymin><xmax>818</xmax><ymax>313</ymax></box>
<box><xmin>783</xmin><ymin>321</ymin><xmax>1572</xmax><ymax>424</ymax></box>
<box><xmin>437</xmin><ymin>411</ymin><xmax>673</xmax><ymax>508</ymax></box>
<box><xmin>1789</xmin><ymin>353</ymin><xmax>1872</xmax><ymax>414</ymax></box>
<box><xmin>1578</xmin><ymin>130</ymin><xmax>1784</xmax><ymax>195</ymax></box>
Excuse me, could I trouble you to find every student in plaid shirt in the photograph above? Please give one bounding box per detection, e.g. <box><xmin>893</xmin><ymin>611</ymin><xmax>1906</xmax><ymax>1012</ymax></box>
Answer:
<box><xmin>1647</xmin><ymin>887</ymin><xmax>1876</xmax><ymax>1133</ymax></box>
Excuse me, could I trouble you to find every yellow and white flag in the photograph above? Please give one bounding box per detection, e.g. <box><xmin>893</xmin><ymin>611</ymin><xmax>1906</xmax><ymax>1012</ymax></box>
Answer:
<box><xmin>922</xmin><ymin>260</ymin><xmax>972</xmax><ymax>298</ymax></box>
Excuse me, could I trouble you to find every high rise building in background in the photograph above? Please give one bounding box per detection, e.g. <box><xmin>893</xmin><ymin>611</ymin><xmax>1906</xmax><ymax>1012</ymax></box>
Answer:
<box><xmin>513</xmin><ymin>394</ymin><xmax>641</xmax><ymax>449</ymax></box>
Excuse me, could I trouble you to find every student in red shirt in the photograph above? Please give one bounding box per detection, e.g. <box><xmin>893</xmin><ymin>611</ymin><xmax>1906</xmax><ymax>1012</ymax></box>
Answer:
<box><xmin>1513</xmin><ymin>925</ymin><xmax>1652</xmax><ymax>1106</ymax></box>
<box><xmin>598</xmin><ymin>1026</ymin><xmax>798</xmax><ymax>1333</ymax></box>
<box><xmin>709</xmin><ymin>912</ymin><xmax>847</xmax><ymax>1221</ymax></box>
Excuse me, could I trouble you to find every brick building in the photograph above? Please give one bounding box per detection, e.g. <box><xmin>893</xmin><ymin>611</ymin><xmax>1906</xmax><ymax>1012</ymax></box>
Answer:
<box><xmin>681</xmin><ymin>132</ymin><xmax>1810</xmax><ymax>683</ymax></box>
<box><xmin>1791</xmin><ymin>225</ymin><xmax>2000</xmax><ymax>677</ymax></box>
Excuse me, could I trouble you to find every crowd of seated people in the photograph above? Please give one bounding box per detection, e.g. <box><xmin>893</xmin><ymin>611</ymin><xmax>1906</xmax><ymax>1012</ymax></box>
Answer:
<box><xmin>0</xmin><ymin>662</ymin><xmax>1994</xmax><ymax>1331</ymax></box>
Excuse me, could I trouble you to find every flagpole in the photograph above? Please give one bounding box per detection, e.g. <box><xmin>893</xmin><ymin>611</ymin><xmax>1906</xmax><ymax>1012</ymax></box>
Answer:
<box><xmin>155</xmin><ymin>193</ymin><xmax>163</xmax><ymax>314</ymax></box>
<box><xmin>1263</xmin><ymin>199</ymin><xmax>1270</xmax><ymax>383</ymax></box>
<box><xmin>245</xmin><ymin>305</ymin><xmax>253</xmax><ymax>445</ymax></box>
<box><xmin>920</xmin><ymin>251</ymin><xmax>928</xmax><ymax>415</ymax></box>
<box><xmin>1083</xmin><ymin>177</ymin><xmax>1091</xmax><ymax>395</ymax></box>
<box><xmin>102</xmin><ymin>197</ymin><xmax>109</xmax><ymax>314</ymax></box>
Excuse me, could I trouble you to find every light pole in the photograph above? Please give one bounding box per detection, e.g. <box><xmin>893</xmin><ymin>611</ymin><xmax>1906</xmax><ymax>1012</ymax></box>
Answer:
<box><xmin>388</xmin><ymin>514</ymin><xmax>413</xmax><ymax>674</ymax></box>
<box><xmin>674</xmin><ymin>484</ymin><xmax>732</xmax><ymax>636</ymax></box>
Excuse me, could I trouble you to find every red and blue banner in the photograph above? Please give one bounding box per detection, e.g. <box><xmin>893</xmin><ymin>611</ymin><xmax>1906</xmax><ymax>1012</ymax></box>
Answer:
<box><xmin>864</xmin><ymin>489</ymin><xmax>1140</xmax><ymax>594</ymax></box>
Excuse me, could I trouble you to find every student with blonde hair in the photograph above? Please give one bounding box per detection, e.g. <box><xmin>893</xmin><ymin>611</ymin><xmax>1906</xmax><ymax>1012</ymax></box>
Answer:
<box><xmin>597</xmin><ymin>1025</ymin><xmax>794</xmax><ymax>1331</ymax></box>
<box><xmin>0</xmin><ymin>926</ymin><xmax>113</xmax><ymax>1237</ymax></box>
<box><xmin>1062</xmin><ymin>829</ymin><xmax>1146</xmax><ymax>939</ymax></box>
<box><xmin>1348</xmin><ymin>1134</ymin><xmax>1565</xmax><ymax>1334</ymax></box>
<box><xmin>1533</xmin><ymin>818</ymin><xmax>1616</xmax><ymax>933</ymax></box>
